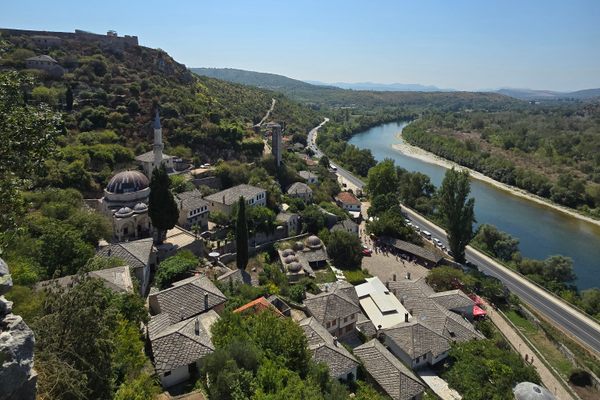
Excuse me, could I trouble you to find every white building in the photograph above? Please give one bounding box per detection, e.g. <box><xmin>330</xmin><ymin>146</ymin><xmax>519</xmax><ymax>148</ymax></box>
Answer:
<box><xmin>175</xmin><ymin>190</ymin><xmax>209</xmax><ymax>231</ymax></box>
<box><xmin>355</xmin><ymin>277</ymin><xmax>412</xmax><ymax>330</ymax></box>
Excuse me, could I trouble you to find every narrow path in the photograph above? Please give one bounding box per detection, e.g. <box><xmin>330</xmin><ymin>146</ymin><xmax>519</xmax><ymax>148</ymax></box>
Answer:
<box><xmin>484</xmin><ymin>301</ymin><xmax>574</xmax><ymax>400</ymax></box>
<box><xmin>254</xmin><ymin>98</ymin><xmax>276</xmax><ymax>128</ymax></box>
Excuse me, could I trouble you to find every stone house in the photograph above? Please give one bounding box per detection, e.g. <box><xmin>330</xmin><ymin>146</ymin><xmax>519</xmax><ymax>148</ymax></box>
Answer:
<box><xmin>335</xmin><ymin>191</ymin><xmax>361</xmax><ymax>212</ymax></box>
<box><xmin>97</xmin><ymin>238</ymin><xmax>155</xmax><ymax>295</ymax></box>
<box><xmin>175</xmin><ymin>189</ymin><xmax>209</xmax><ymax>231</ymax></box>
<box><xmin>299</xmin><ymin>170</ymin><xmax>319</xmax><ymax>184</ymax></box>
<box><xmin>204</xmin><ymin>184</ymin><xmax>267</xmax><ymax>216</ymax></box>
<box><xmin>287</xmin><ymin>182</ymin><xmax>313</xmax><ymax>202</ymax></box>
<box><xmin>303</xmin><ymin>284</ymin><xmax>360</xmax><ymax>338</ymax></box>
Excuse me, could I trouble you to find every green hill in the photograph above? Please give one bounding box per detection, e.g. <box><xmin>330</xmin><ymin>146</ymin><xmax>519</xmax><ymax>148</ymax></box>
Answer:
<box><xmin>0</xmin><ymin>30</ymin><xmax>320</xmax><ymax>194</ymax></box>
<box><xmin>192</xmin><ymin>67</ymin><xmax>519</xmax><ymax>111</ymax></box>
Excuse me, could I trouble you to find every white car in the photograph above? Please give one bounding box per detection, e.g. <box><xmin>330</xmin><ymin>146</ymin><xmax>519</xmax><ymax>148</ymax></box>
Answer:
<box><xmin>433</xmin><ymin>238</ymin><xmax>443</xmax><ymax>247</ymax></box>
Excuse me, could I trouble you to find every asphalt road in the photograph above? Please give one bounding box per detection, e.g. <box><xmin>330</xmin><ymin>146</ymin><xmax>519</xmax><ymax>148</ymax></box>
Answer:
<box><xmin>308</xmin><ymin>121</ymin><xmax>600</xmax><ymax>356</ymax></box>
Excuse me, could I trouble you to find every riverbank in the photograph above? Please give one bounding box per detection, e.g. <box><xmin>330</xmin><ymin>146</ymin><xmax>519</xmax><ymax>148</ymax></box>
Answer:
<box><xmin>392</xmin><ymin>133</ymin><xmax>600</xmax><ymax>229</ymax></box>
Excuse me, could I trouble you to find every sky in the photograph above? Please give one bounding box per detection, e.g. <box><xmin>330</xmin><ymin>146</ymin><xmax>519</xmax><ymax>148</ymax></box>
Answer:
<box><xmin>2</xmin><ymin>0</ymin><xmax>600</xmax><ymax>91</ymax></box>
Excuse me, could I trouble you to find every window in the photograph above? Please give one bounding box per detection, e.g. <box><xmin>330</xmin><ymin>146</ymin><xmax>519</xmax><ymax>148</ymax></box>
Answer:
<box><xmin>343</xmin><ymin>317</ymin><xmax>348</xmax><ymax>323</ymax></box>
<box><xmin>164</xmin><ymin>371</ymin><xmax>171</xmax><ymax>377</ymax></box>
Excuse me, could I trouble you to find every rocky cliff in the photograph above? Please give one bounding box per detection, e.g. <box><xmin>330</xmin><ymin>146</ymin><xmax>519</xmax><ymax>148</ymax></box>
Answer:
<box><xmin>0</xmin><ymin>258</ymin><xmax>37</xmax><ymax>400</ymax></box>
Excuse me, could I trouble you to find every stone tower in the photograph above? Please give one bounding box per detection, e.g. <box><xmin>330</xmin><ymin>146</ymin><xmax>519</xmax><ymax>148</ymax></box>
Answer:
<box><xmin>152</xmin><ymin>110</ymin><xmax>164</xmax><ymax>177</ymax></box>
<box><xmin>271</xmin><ymin>123</ymin><xmax>282</xmax><ymax>168</ymax></box>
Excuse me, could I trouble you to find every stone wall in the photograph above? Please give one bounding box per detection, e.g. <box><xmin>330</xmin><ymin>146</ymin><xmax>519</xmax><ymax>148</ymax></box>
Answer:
<box><xmin>0</xmin><ymin>258</ymin><xmax>37</xmax><ymax>400</ymax></box>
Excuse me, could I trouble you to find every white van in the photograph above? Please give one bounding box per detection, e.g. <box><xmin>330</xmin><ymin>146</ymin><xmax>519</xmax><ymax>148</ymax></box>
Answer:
<box><xmin>421</xmin><ymin>230</ymin><xmax>432</xmax><ymax>240</ymax></box>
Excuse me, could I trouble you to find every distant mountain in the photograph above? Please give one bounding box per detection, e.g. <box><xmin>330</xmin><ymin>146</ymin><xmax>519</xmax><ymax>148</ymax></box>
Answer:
<box><xmin>191</xmin><ymin>67</ymin><xmax>514</xmax><ymax>110</ymax></box>
<box><xmin>496</xmin><ymin>88</ymin><xmax>600</xmax><ymax>101</ymax></box>
<box><xmin>191</xmin><ymin>67</ymin><xmax>334</xmax><ymax>92</ymax></box>
<box><xmin>306</xmin><ymin>81</ymin><xmax>455</xmax><ymax>92</ymax></box>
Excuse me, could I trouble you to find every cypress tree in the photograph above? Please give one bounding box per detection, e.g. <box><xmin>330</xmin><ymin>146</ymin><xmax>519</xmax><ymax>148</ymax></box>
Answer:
<box><xmin>438</xmin><ymin>168</ymin><xmax>475</xmax><ymax>264</ymax></box>
<box><xmin>148</xmin><ymin>164</ymin><xmax>179</xmax><ymax>244</ymax></box>
<box><xmin>65</xmin><ymin>85</ymin><xmax>73</xmax><ymax>111</ymax></box>
<box><xmin>236</xmin><ymin>196</ymin><xmax>249</xmax><ymax>270</ymax></box>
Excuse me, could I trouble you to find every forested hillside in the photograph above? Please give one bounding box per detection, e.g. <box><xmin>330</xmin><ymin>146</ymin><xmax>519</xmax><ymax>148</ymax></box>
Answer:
<box><xmin>403</xmin><ymin>103</ymin><xmax>600</xmax><ymax>217</ymax></box>
<box><xmin>0</xmin><ymin>31</ymin><xmax>320</xmax><ymax>196</ymax></box>
<box><xmin>192</xmin><ymin>67</ymin><xmax>519</xmax><ymax>110</ymax></box>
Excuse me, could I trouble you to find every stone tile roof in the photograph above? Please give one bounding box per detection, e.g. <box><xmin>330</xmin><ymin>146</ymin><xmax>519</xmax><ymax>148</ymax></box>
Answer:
<box><xmin>149</xmin><ymin>275</ymin><xmax>226</xmax><ymax>324</ymax></box>
<box><xmin>354</xmin><ymin>340</ymin><xmax>425</xmax><ymax>400</ymax></box>
<box><xmin>332</xmin><ymin>219</ymin><xmax>358</xmax><ymax>233</ymax></box>
<box><xmin>429</xmin><ymin>290</ymin><xmax>474</xmax><ymax>311</ymax></box>
<box><xmin>303</xmin><ymin>290</ymin><xmax>360</xmax><ymax>325</ymax></box>
<box><xmin>287</xmin><ymin>182</ymin><xmax>312</xmax><ymax>195</ymax></box>
<box><xmin>299</xmin><ymin>171</ymin><xmax>317</xmax><ymax>180</ymax></box>
<box><xmin>321</xmin><ymin>280</ymin><xmax>359</xmax><ymax>305</ymax></box>
<box><xmin>35</xmin><ymin>266</ymin><xmax>134</xmax><ymax>294</ymax></box>
<box><xmin>135</xmin><ymin>150</ymin><xmax>172</xmax><ymax>162</ymax></box>
<box><xmin>149</xmin><ymin>310</ymin><xmax>218</xmax><ymax>374</ymax></box>
<box><xmin>335</xmin><ymin>191</ymin><xmax>360</xmax><ymax>206</ymax></box>
<box><xmin>97</xmin><ymin>238</ymin><xmax>154</xmax><ymax>271</ymax></box>
<box><xmin>380</xmin><ymin>237</ymin><xmax>444</xmax><ymax>264</ymax></box>
<box><xmin>204</xmin><ymin>184</ymin><xmax>265</xmax><ymax>206</ymax></box>
<box><xmin>383</xmin><ymin>321</ymin><xmax>450</xmax><ymax>359</ymax></box>
<box><xmin>216</xmin><ymin>268</ymin><xmax>251</xmax><ymax>285</ymax></box>
<box><xmin>175</xmin><ymin>189</ymin><xmax>209</xmax><ymax>211</ymax></box>
<box><xmin>302</xmin><ymin>247</ymin><xmax>328</xmax><ymax>264</ymax></box>
<box><xmin>299</xmin><ymin>317</ymin><xmax>358</xmax><ymax>378</ymax></box>
<box><xmin>356</xmin><ymin>311</ymin><xmax>377</xmax><ymax>338</ymax></box>
<box><xmin>387</xmin><ymin>278</ymin><xmax>483</xmax><ymax>343</ymax></box>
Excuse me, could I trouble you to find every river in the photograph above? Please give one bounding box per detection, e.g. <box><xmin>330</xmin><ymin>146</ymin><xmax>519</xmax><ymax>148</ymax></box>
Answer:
<box><xmin>348</xmin><ymin>121</ymin><xmax>600</xmax><ymax>290</ymax></box>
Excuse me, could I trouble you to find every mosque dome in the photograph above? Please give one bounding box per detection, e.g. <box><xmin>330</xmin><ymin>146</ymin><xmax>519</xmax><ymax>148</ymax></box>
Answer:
<box><xmin>287</xmin><ymin>262</ymin><xmax>302</xmax><ymax>273</ymax></box>
<box><xmin>281</xmin><ymin>249</ymin><xmax>295</xmax><ymax>257</ymax></box>
<box><xmin>133</xmin><ymin>202</ymin><xmax>148</xmax><ymax>213</ymax></box>
<box><xmin>306</xmin><ymin>235</ymin><xmax>322</xmax><ymax>249</ymax></box>
<box><xmin>294</xmin><ymin>241</ymin><xmax>305</xmax><ymax>251</ymax></box>
<box><xmin>513</xmin><ymin>382</ymin><xmax>555</xmax><ymax>400</ymax></box>
<box><xmin>115</xmin><ymin>207</ymin><xmax>134</xmax><ymax>218</ymax></box>
<box><xmin>284</xmin><ymin>255</ymin><xmax>298</xmax><ymax>264</ymax></box>
<box><xmin>106</xmin><ymin>170</ymin><xmax>149</xmax><ymax>194</ymax></box>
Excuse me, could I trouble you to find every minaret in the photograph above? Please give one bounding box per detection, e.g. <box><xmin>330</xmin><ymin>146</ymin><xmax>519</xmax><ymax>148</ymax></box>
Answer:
<box><xmin>152</xmin><ymin>110</ymin><xmax>164</xmax><ymax>177</ymax></box>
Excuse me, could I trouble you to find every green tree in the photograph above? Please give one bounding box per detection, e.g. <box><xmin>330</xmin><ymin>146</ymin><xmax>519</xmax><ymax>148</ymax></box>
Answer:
<box><xmin>148</xmin><ymin>164</ymin><xmax>179</xmax><ymax>244</ymax></box>
<box><xmin>153</xmin><ymin>250</ymin><xmax>198</xmax><ymax>289</ymax></box>
<box><xmin>426</xmin><ymin>265</ymin><xmax>477</xmax><ymax>292</ymax></box>
<box><xmin>439</xmin><ymin>168</ymin><xmax>475</xmax><ymax>263</ymax></box>
<box><xmin>327</xmin><ymin>230</ymin><xmax>363</xmax><ymax>269</ymax></box>
<box><xmin>443</xmin><ymin>339</ymin><xmax>539</xmax><ymax>400</ymax></box>
<box><xmin>34</xmin><ymin>278</ymin><xmax>117</xmax><ymax>400</ymax></box>
<box><xmin>366</xmin><ymin>158</ymin><xmax>398</xmax><ymax>197</ymax></box>
<box><xmin>471</xmin><ymin>224</ymin><xmax>520</xmax><ymax>262</ymax></box>
<box><xmin>300</xmin><ymin>204</ymin><xmax>326</xmax><ymax>234</ymax></box>
<box><xmin>0</xmin><ymin>71</ymin><xmax>60</xmax><ymax>247</ymax></box>
<box><xmin>236</xmin><ymin>196</ymin><xmax>249</xmax><ymax>270</ymax></box>
<box><xmin>65</xmin><ymin>85</ymin><xmax>73</xmax><ymax>112</ymax></box>
<box><xmin>114</xmin><ymin>373</ymin><xmax>160</xmax><ymax>400</ymax></box>
<box><xmin>37</xmin><ymin>221</ymin><xmax>95</xmax><ymax>278</ymax></box>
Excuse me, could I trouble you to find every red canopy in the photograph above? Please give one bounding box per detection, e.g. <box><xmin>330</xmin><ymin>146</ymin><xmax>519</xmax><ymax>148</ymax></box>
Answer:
<box><xmin>473</xmin><ymin>305</ymin><xmax>487</xmax><ymax>317</ymax></box>
<box><xmin>469</xmin><ymin>294</ymin><xmax>484</xmax><ymax>306</ymax></box>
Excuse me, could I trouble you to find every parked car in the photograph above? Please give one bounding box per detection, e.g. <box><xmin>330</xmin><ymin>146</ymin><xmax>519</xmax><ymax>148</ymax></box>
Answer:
<box><xmin>362</xmin><ymin>247</ymin><xmax>373</xmax><ymax>256</ymax></box>
<box><xmin>433</xmin><ymin>238</ymin><xmax>443</xmax><ymax>247</ymax></box>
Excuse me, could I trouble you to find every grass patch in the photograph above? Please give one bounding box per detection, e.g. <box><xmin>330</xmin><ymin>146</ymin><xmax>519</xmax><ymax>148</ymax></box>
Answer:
<box><xmin>504</xmin><ymin>309</ymin><xmax>574</xmax><ymax>378</ymax></box>
<box><xmin>314</xmin><ymin>267</ymin><xmax>337</xmax><ymax>284</ymax></box>
<box><xmin>343</xmin><ymin>269</ymin><xmax>371</xmax><ymax>285</ymax></box>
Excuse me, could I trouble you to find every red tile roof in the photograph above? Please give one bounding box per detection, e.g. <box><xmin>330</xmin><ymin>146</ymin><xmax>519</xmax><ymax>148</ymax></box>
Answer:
<box><xmin>233</xmin><ymin>297</ymin><xmax>284</xmax><ymax>317</ymax></box>
<box><xmin>335</xmin><ymin>191</ymin><xmax>360</xmax><ymax>206</ymax></box>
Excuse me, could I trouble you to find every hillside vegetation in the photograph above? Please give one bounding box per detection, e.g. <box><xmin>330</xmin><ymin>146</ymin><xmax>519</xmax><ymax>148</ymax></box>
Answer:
<box><xmin>403</xmin><ymin>103</ymin><xmax>600</xmax><ymax>217</ymax></box>
<box><xmin>0</xmin><ymin>31</ymin><xmax>320</xmax><ymax>195</ymax></box>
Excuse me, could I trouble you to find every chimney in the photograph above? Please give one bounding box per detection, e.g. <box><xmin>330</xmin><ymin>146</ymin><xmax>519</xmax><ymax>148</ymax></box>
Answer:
<box><xmin>406</xmin><ymin>272</ymin><xmax>411</xmax><ymax>280</ymax></box>
<box><xmin>333</xmin><ymin>336</ymin><xmax>338</xmax><ymax>347</ymax></box>
<box><xmin>385</xmin><ymin>281</ymin><xmax>390</xmax><ymax>290</ymax></box>
<box><xmin>204</xmin><ymin>293</ymin><xmax>209</xmax><ymax>309</ymax></box>
<box><xmin>222</xmin><ymin>195</ymin><xmax>225</xmax><ymax>204</ymax></box>
<box><xmin>194</xmin><ymin>318</ymin><xmax>200</xmax><ymax>335</ymax></box>
<box><xmin>179</xmin><ymin>307</ymin><xmax>185</xmax><ymax>321</ymax></box>
<box><xmin>393</xmin><ymin>274</ymin><xmax>397</xmax><ymax>281</ymax></box>
<box><xmin>404</xmin><ymin>313</ymin><xmax>409</xmax><ymax>323</ymax></box>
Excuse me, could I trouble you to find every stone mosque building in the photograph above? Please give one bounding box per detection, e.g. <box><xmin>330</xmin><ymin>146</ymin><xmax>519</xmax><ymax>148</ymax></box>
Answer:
<box><xmin>100</xmin><ymin>111</ymin><xmax>170</xmax><ymax>242</ymax></box>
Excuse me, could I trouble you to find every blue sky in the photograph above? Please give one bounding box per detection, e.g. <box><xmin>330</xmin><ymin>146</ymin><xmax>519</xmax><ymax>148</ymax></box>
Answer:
<box><xmin>2</xmin><ymin>0</ymin><xmax>599</xmax><ymax>91</ymax></box>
